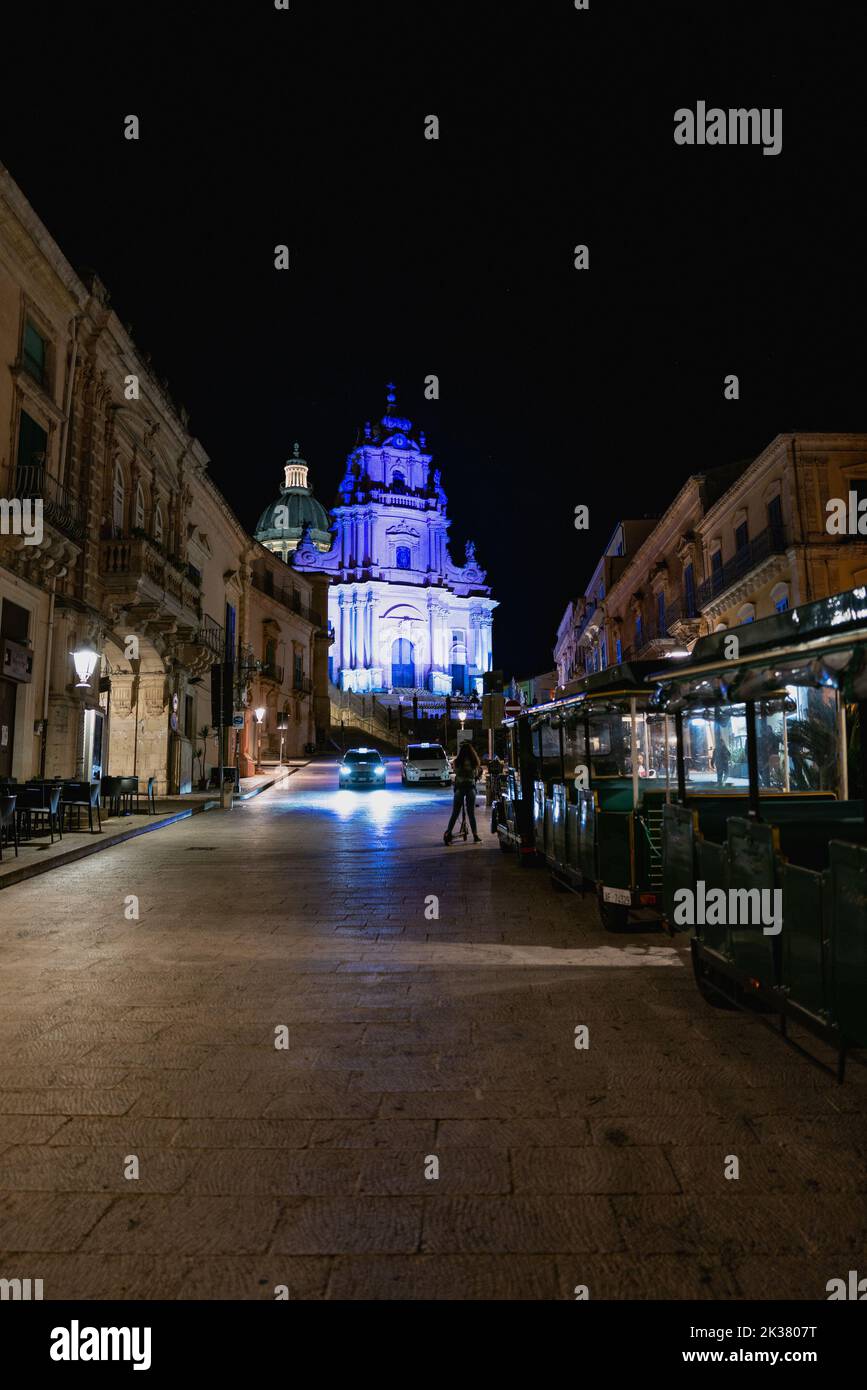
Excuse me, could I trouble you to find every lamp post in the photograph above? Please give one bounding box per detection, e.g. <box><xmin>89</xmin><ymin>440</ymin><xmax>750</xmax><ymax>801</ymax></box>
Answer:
<box><xmin>254</xmin><ymin>706</ymin><xmax>266</xmax><ymax>772</ymax></box>
<box><xmin>397</xmin><ymin>695</ymin><xmax>404</xmax><ymax>754</ymax></box>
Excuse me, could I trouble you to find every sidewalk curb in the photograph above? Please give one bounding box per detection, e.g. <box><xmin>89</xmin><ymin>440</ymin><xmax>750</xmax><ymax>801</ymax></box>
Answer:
<box><xmin>201</xmin><ymin>760</ymin><xmax>308</xmax><ymax>811</ymax></box>
<box><xmin>0</xmin><ymin>809</ymin><xmax>194</xmax><ymax>891</ymax></box>
<box><xmin>0</xmin><ymin>763</ymin><xmax>311</xmax><ymax>891</ymax></box>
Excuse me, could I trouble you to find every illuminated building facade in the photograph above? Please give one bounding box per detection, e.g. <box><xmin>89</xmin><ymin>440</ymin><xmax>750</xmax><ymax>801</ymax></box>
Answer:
<box><xmin>287</xmin><ymin>387</ymin><xmax>497</xmax><ymax>694</ymax></box>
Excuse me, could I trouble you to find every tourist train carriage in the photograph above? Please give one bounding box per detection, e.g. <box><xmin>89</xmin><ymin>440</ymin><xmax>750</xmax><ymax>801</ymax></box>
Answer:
<box><xmin>496</xmin><ymin>662</ymin><xmax>676</xmax><ymax>929</ymax></box>
<box><xmin>651</xmin><ymin>586</ymin><xmax>867</xmax><ymax>1079</ymax></box>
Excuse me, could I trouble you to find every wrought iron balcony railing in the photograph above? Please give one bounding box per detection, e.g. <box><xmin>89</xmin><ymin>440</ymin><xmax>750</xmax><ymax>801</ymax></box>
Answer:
<box><xmin>696</xmin><ymin>526</ymin><xmax>786</xmax><ymax>609</ymax></box>
<box><xmin>259</xmin><ymin>661</ymin><xmax>285</xmax><ymax>684</ymax></box>
<box><xmin>251</xmin><ymin>569</ymin><xmax>317</xmax><ymax>624</ymax></box>
<box><xmin>11</xmin><ymin>463</ymin><xmax>87</xmax><ymax>542</ymax></box>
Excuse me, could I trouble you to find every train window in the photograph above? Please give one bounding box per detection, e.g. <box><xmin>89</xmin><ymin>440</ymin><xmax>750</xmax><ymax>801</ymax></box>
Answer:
<box><xmin>645</xmin><ymin>713</ymin><xmax>675</xmax><ymax>783</ymax></box>
<box><xmin>535</xmin><ymin>719</ymin><xmax>563</xmax><ymax>789</ymax></box>
<box><xmin>588</xmin><ymin>711</ymin><xmax>631</xmax><ymax>777</ymax></box>
<box><xmin>681</xmin><ymin>689</ymin><xmax>840</xmax><ymax>795</ymax></box>
<box><xmin>683</xmin><ymin>705</ymin><xmax>750</xmax><ymax>793</ymax></box>
<box><xmin>770</xmin><ymin>686</ymin><xmax>839</xmax><ymax>793</ymax></box>
<box><xmin>562</xmin><ymin>713</ymin><xmax>589</xmax><ymax>793</ymax></box>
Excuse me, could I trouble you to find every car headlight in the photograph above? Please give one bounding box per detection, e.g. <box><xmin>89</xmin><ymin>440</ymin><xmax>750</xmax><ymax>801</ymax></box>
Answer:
<box><xmin>375</xmin><ymin>765</ymin><xmax>385</xmax><ymax>777</ymax></box>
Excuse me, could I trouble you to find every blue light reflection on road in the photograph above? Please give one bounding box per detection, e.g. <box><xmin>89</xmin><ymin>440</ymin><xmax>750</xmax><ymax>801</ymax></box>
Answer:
<box><xmin>269</xmin><ymin>760</ymin><xmax>454</xmax><ymax>830</ymax></box>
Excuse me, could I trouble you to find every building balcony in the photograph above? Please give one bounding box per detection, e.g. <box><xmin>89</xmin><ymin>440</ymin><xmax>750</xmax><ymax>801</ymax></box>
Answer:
<box><xmin>10</xmin><ymin>463</ymin><xmax>87</xmax><ymax>543</ymax></box>
<box><xmin>259</xmin><ymin>661</ymin><xmax>285</xmax><ymax>685</ymax></box>
<box><xmin>99</xmin><ymin>535</ymin><xmax>202</xmax><ymax>625</ymax></box>
<box><xmin>197</xmin><ymin>615</ymin><xmax>225</xmax><ymax>661</ymax></box>
<box><xmin>633</xmin><ymin>617</ymin><xmax>678</xmax><ymax>658</ymax></box>
<box><xmin>251</xmin><ymin>570</ymin><xmax>317</xmax><ymax>624</ymax></box>
<box><xmin>293</xmin><ymin>675</ymin><xmax>313</xmax><ymax>695</ymax></box>
<box><xmin>696</xmin><ymin>526</ymin><xmax>787</xmax><ymax>613</ymax></box>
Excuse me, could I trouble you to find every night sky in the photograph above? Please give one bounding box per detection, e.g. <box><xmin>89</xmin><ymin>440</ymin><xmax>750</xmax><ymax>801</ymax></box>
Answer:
<box><xmin>2</xmin><ymin>2</ymin><xmax>866</xmax><ymax>677</ymax></box>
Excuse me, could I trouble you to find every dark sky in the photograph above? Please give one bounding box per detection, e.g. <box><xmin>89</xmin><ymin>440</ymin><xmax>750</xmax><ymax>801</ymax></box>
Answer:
<box><xmin>2</xmin><ymin>1</ymin><xmax>866</xmax><ymax>677</ymax></box>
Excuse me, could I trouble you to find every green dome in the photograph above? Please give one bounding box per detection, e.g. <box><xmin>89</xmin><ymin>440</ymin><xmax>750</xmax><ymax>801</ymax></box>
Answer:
<box><xmin>254</xmin><ymin>446</ymin><xmax>332</xmax><ymax>552</ymax></box>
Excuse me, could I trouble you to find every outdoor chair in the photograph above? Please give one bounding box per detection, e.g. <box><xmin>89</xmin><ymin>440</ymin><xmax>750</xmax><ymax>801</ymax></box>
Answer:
<box><xmin>61</xmin><ymin>781</ymin><xmax>102</xmax><ymax>833</ymax></box>
<box><xmin>18</xmin><ymin>784</ymin><xmax>63</xmax><ymax>845</ymax></box>
<box><xmin>0</xmin><ymin>795</ymin><xmax>17</xmax><ymax>861</ymax></box>
<box><xmin>136</xmin><ymin>775</ymin><xmax>157</xmax><ymax>814</ymax></box>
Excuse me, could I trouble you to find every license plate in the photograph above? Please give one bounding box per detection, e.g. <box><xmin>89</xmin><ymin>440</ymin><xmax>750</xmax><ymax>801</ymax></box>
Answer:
<box><xmin>602</xmin><ymin>886</ymin><xmax>631</xmax><ymax>906</ymax></box>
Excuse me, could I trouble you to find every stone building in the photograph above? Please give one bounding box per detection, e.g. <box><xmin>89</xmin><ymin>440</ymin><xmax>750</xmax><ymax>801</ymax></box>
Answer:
<box><xmin>554</xmin><ymin>436</ymin><xmax>867</xmax><ymax>682</ymax></box>
<box><xmin>0</xmin><ymin>161</ymin><xmax>325</xmax><ymax>792</ymax></box>
<box><xmin>260</xmin><ymin>386</ymin><xmax>497</xmax><ymax>696</ymax></box>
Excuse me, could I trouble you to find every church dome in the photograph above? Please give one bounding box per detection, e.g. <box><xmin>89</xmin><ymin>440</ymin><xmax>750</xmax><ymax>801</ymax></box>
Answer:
<box><xmin>255</xmin><ymin>444</ymin><xmax>332</xmax><ymax>553</ymax></box>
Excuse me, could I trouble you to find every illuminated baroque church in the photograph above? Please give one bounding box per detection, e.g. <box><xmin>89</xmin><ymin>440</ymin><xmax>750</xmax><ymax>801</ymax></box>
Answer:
<box><xmin>254</xmin><ymin>387</ymin><xmax>497</xmax><ymax>694</ymax></box>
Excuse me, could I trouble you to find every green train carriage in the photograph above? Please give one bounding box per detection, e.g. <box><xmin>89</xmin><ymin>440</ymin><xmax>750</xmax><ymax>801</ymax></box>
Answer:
<box><xmin>496</xmin><ymin>663</ymin><xmax>678</xmax><ymax>929</ymax></box>
<box><xmin>651</xmin><ymin>586</ymin><xmax>867</xmax><ymax>1077</ymax></box>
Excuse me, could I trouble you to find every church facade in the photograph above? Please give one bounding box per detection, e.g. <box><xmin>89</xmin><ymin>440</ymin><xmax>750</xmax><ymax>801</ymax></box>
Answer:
<box><xmin>255</xmin><ymin>388</ymin><xmax>497</xmax><ymax>695</ymax></box>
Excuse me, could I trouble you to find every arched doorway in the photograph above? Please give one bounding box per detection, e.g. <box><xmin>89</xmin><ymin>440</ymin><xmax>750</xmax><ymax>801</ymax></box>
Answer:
<box><xmin>392</xmin><ymin>637</ymin><xmax>415</xmax><ymax>688</ymax></box>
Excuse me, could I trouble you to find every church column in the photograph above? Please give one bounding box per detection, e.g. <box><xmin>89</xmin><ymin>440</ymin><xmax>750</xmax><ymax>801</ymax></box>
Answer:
<box><xmin>339</xmin><ymin>593</ymin><xmax>350</xmax><ymax>673</ymax></box>
<box><xmin>363</xmin><ymin>592</ymin><xmax>372</xmax><ymax>667</ymax></box>
<box><xmin>369</xmin><ymin>593</ymin><xmax>380</xmax><ymax>677</ymax></box>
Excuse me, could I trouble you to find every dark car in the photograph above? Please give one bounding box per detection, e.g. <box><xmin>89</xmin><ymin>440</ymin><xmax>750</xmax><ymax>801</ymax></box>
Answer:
<box><xmin>338</xmin><ymin>747</ymin><xmax>387</xmax><ymax>788</ymax></box>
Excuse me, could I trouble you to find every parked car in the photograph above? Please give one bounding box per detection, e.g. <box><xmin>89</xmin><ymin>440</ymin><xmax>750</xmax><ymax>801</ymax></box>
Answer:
<box><xmin>338</xmin><ymin>748</ymin><xmax>387</xmax><ymax>788</ymax></box>
<box><xmin>401</xmin><ymin>742</ymin><xmax>452</xmax><ymax>787</ymax></box>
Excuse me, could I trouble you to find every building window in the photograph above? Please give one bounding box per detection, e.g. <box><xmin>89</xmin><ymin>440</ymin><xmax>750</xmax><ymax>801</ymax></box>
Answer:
<box><xmin>391</xmin><ymin>470</ymin><xmax>406</xmax><ymax>490</ymax></box>
<box><xmin>224</xmin><ymin>602</ymin><xmax>236</xmax><ymax>663</ymax></box>
<box><xmin>134</xmin><ymin>484</ymin><xmax>145</xmax><ymax>529</ymax></box>
<box><xmin>112</xmin><ymin>462</ymin><xmax>126</xmax><ymax>534</ymax></box>
<box><xmin>153</xmin><ymin>503</ymin><xmax>164</xmax><ymax>544</ymax></box>
<box><xmin>657</xmin><ymin>590</ymin><xmax>666</xmax><ymax>635</ymax></box>
<box><xmin>395</xmin><ymin>545</ymin><xmax>411</xmax><ymax>569</ymax></box>
<box><xmin>294</xmin><ymin>652</ymin><xmax>303</xmax><ymax>688</ymax></box>
<box><xmin>771</xmin><ymin>582</ymin><xmax>790</xmax><ymax>613</ymax></box>
<box><xmin>767</xmin><ymin>493</ymin><xmax>783</xmax><ymax>539</ymax></box>
<box><xmin>736</xmin><ymin>603</ymin><xmax>756</xmax><ymax>625</ymax></box>
<box><xmin>635</xmin><ymin>614</ymin><xmax>643</xmax><ymax>646</ymax></box>
<box><xmin>22</xmin><ymin>320</ymin><xmax>48</xmax><ymax>387</ymax></box>
<box><xmin>735</xmin><ymin>521</ymin><xmax>749</xmax><ymax>553</ymax></box>
<box><xmin>600</xmin><ymin>637</ymin><xmax>607</xmax><ymax>669</ymax></box>
<box><xmin>615</xmin><ymin>637</ymin><xmax>622</xmax><ymax>664</ymax></box>
<box><xmin>16</xmin><ymin>410</ymin><xmax>48</xmax><ymax>484</ymax></box>
<box><xmin>683</xmin><ymin>562</ymin><xmax>695</xmax><ymax>617</ymax></box>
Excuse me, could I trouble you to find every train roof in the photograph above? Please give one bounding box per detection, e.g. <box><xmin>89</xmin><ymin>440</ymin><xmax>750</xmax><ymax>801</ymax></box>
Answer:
<box><xmin>650</xmin><ymin>585</ymin><xmax>867</xmax><ymax>707</ymax></box>
<box><xmin>505</xmin><ymin>659</ymin><xmax>678</xmax><ymax>722</ymax></box>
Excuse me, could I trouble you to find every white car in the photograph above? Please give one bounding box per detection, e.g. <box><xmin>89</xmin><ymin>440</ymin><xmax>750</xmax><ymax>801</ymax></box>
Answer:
<box><xmin>401</xmin><ymin>742</ymin><xmax>452</xmax><ymax>787</ymax></box>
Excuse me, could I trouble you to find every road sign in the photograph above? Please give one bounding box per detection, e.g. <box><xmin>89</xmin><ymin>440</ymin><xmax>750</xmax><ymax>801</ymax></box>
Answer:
<box><xmin>504</xmin><ymin>699</ymin><xmax>522</xmax><ymax>717</ymax></box>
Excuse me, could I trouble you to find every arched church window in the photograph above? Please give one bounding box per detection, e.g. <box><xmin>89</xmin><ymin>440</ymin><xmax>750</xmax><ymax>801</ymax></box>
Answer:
<box><xmin>112</xmin><ymin>462</ymin><xmax>125</xmax><ymax>534</ymax></box>
<box><xmin>134</xmin><ymin>484</ymin><xmax>145</xmax><ymax>530</ymax></box>
<box><xmin>153</xmin><ymin>503</ymin><xmax>164</xmax><ymax>545</ymax></box>
<box><xmin>396</xmin><ymin>545</ymin><xmax>411</xmax><ymax>570</ymax></box>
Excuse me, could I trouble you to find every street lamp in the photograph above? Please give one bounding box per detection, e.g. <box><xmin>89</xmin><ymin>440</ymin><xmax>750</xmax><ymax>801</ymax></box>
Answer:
<box><xmin>71</xmin><ymin>644</ymin><xmax>98</xmax><ymax>690</ymax></box>
<box><xmin>254</xmin><ymin>706</ymin><xmax>266</xmax><ymax>771</ymax></box>
<box><xmin>397</xmin><ymin>694</ymin><xmax>404</xmax><ymax>754</ymax></box>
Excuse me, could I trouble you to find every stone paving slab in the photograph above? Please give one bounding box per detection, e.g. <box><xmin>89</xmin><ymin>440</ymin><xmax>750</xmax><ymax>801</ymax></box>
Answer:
<box><xmin>0</xmin><ymin>759</ymin><xmax>865</xmax><ymax>1300</ymax></box>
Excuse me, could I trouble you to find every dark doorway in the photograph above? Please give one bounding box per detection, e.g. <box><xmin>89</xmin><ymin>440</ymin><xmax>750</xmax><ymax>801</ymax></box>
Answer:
<box><xmin>0</xmin><ymin>679</ymin><xmax>16</xmax><ymax>779</ymax></box>
<box><xmin>391</xmin><ymin>637</ymin><xmax>414</xmax><ymax>688</ymax></box>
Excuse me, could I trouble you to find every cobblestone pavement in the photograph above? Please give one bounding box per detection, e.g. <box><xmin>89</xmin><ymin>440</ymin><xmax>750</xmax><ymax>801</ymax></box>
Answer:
<box><xmin>0</xmin><ymin>760</ymin><xmax>865</xmax><ymax>1300</ymax></box>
